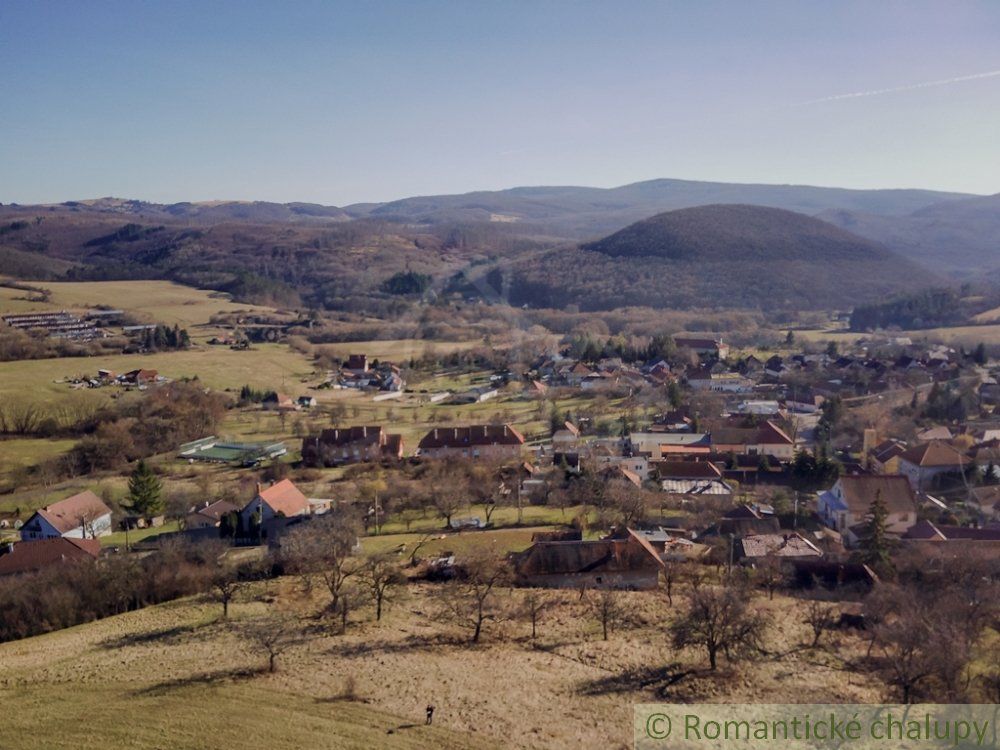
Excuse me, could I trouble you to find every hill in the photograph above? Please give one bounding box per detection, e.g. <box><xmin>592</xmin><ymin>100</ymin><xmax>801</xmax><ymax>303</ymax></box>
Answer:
<box><xmin>504</xmin><ymin>205</ymin><xmax>943</xmax><ymax>311</ymax></box>
<box><xmin>820</xmin><ymin>193</ymin><xmax>1000</xmax><ymax>278</ymax></box>
<box><xmin>354</xmin><ymin>178</ymin><xmax>970</xmax><ymax>238</ymax></box>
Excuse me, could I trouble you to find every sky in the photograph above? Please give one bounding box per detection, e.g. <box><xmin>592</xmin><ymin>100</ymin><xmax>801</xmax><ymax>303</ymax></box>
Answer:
<box><xmin>1</xmin><ymin>0</ymin><xmax>999</xmax><ymax>205</ymax></box>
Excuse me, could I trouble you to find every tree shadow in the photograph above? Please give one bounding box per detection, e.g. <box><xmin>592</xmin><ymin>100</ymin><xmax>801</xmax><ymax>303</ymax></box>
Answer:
<box><xmin>134</xmin><ymin>666</ymin><xmax>266</xmax><ymax>696</ymax></box>
<box><xmin>576</xmin><ymin>663</ymin><xmax>697</xmax><ymax>698</ymax></box>
<box><xmin>100</xmin><ymin>621</ymin><xmax>210</xmax><ymax>650</ymax></box>
<box><xmin>325</xmin><ymin>633</ymin><xmax>463</xmax><ymax>658</ymax></box>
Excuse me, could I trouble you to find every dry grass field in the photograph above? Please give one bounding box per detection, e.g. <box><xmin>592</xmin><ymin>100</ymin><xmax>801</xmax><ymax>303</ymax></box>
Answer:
<box><xmin>0</xmin><ymin>580</ymin><xmax>887</xmax><ymax>750</ymax></box>
<box><xmin>0</xmin><ymin>278</ymin><xmax>276</xmax><ymax>333</ymax></box>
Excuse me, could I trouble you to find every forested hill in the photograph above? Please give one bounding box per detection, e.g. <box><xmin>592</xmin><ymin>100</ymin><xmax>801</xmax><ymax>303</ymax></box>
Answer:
<box><xmin>505</xmin><ymin>205</ymin><xmax>944</xmax><ymax>311</ymax></box>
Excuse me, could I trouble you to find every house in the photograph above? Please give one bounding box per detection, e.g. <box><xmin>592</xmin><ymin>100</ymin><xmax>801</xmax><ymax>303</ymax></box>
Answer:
<box><xmin>511</xmin><ymin>529</ymin><xmax>665</xmax><ymax>589</ymax></box>
<box><xmin>122</xmin><ymin>368</ymin><xmax>158</xmax><ymax>386</ymax></box>
<box><xmin>20</xmin><ymin>491</ymin><xmax>113</xmax><ymax>540</ymax></box>
<box><xmin>897</xmin><ymin>441</ymin><xmax>971</xmax><ymax>490</ymax></box>
<box><xmin>674</xmin><ymin>336</ymin><xmax>729</xmax><ymax>359</ymax></box>
<box><xmin>416</xmin><ymin>424</ymin><xmax>525</xmax><ymax>460</ymax></box>
<box><xmin>551</xmin><ymin>422</ymin><xmax>580</xmax><ymax>451</ymax></box>
<box><xmin>708</xmin><ymin>419</ymin><xmax>795</xmax><ymax>461</ymax></box>
<box><xmin>969</xmin><ymin>485</ymin><xmax>1000</xmax><ymax>521</ymax></box>
<box><xmin>653</xmin><ymin>461</ymin><xmax>731</xmax><ymax>495</ymax></box>
<box><xmin>817</xmin><ymin>475</ymin><xmax>917</xmax><ymax>537</ymax></box>
<box><xmin>0</xmin><ymin>537</ymin><xmax>101</xmax><ymax>577</ymax></box>
<box><xmin>736</xmin><ymin>532</ymin><xmax>823</xmax><ymax>562</ymax></box>
<box><xmin>302</xmin><ymin>425</ymin><xmax>404</xmax><ymax>466</ymax></box>
<box><xmin>262</xmin><ymin>392</ymin><xmax>297</xmax><ymax>411</ymax></box>
<box><xmin>867</xmin><ymin>439</ymin><xmax>907</xmax><ymax>474</ymax></box>
<box><xmin>186</xmin><ymin>499</ymin><xmax>240</xmax><ymax>530</ymax></box>
<box><xmin>626</xmin><ymin>432</ymin><xmax>711</xmax><ymax>459</ymax></box>
<box><xmin>345</xmin><ymin>354</ymin><xmax>369</xmax><ymax>373</ymax></box>
<box><xmin>699</xmin><ymin>505</ymin><xmax>781</xmax><ymax>538</ymax></box>
<box><xmin>239</xmin><ymin>479</ymin><xmax>310</xmax><ymax>527</ymax></box>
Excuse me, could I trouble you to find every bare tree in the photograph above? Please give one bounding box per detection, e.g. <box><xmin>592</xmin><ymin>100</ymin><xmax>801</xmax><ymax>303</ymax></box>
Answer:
<box><xmin>754</xmin><ymin>557</ymin><xmax>787</xmax><ymax>601</ymax></box>
<box><xmin>437</xmin><ymin>549</ymin><xmax>510</xmax><ymax>643</ymax></box>
<box><xmin>803</xmin><ymin>599</ymin><xmax>836</xmax><ymax>648</ymax></box>
<box><xmin>587</xmin><ymin>588</ymin><xmax>630</xmax><ymax>641</ymax></box>
<box><xmin>237</xmin><ymin>615</ymin><xmax>301</xmax><ymax>673</ymax></box>
<box><xmin>211</xmin><ymin>566</ymin><xmax>247</xmax><ymax>620</ymax></box>
<box><xmin>671</xmin><ymin>585</ymin><xmax>769</xmax><ymax>671</ymax></box>
<box><xmin>278</xmin><ymin>508</ymin><xmax>363</xmax><ymax>617</ymax></box>
<box><xmin>364</xmin><ymin>553</ymin><xmax>405</xmax><ymax>622</ymax></box>
<box><xmin>428</xmin><ymin>461</ymin><xmax>468</xmax><ymax>529</ymax></box>
<box><xmin>520</xmin><ymin>589</ymin><xmax>551</xmax><ymax>640</ymax></box>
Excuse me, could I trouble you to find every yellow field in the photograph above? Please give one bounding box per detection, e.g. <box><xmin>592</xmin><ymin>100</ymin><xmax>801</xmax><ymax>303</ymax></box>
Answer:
<box><xmin>0</xmin><ymin>579</ymin><xmax>888</xmax><ymax>749</ymax></box>
<box><xmin>0</xmin><ymin>278</ymin><xmax>276</xmax><ymax>332</ymax></box>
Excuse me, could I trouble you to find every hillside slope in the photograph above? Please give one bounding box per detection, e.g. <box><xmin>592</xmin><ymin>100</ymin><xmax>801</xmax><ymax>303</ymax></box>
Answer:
<box><xmin>506</xmin><ymin>205</ymin><xmax>943</xmax><ymax>311</ymax></box>
<box><xmin>821</xmin><ymin>193</ymin><xmax>1000</xmax><ymax>277</ymax></box>
<box><xmin>356</xmin><ymin>178</ymin><xmax>970</xmax><ymax>238</ymax></box>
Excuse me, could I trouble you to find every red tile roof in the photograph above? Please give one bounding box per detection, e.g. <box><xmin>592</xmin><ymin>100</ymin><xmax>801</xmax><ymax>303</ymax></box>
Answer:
<box><xmin>418</xmin><ymin>424</ymin><xmax>525</xmax><ymax>450</ymax></box>
<box><xmin>34</xmin><ymin>491</ymin><xmax>112</xmax><ymax>534</ymax></box>
<box><xmin>0</xmin><ymin>537</ymin><xmax>101</xmax><ymax>576</ymax></box>
<box><xmin>256</xmin><ymin>479</ymin><xmax>309</xmax><ymax>517</ymax></box>
<box><xmin>899</xmin><ymin>441</ymin><xmax>970</xmax><ymax>468</ymax></box>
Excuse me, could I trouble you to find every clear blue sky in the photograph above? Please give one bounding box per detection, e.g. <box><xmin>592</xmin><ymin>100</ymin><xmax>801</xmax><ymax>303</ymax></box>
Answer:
<box><xmin>2</xmin><ymin>1</ymin><xmax>998</xmax><ymax>204</ymax></box>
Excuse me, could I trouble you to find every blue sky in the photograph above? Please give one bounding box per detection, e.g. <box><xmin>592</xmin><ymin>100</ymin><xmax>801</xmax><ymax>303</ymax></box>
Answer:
<box><xmin>1</xmin><ymin>1</ymin><xmax>998</xmax><ymax>204</ymax></box>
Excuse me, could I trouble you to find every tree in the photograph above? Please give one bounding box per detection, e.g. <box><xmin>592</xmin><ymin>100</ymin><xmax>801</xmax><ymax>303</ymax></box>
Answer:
<box><xmin>127</xmin><ymin>460</ymin><xmax>163</xmax><ymax>517</ymax></box>
<box><xmin>587</xmin><ymin>588</ymin><xmax>630</xmax><ymax>641</ymax></box>
<box><xmin>428</xmin><ymin>462</ymin><xmax>468</xmax><ymax>529</ymax></box>
<box><xmin>437</xmin><ymin>549</ymin><xmax>510</xmax><ymax>643</ymax></box>
<box><xmin>671</xmin><ymin>586</ymin><xmax>769</xmax><ymax>671</ymax></box>
<box><xmin>754</xmin><ymin>557</ymin><xmax>787</xmax><ymax>601</ymax></box>
<box><xmin>520</xmin><ymin>589</ymin><xmax>551</xmax><ymax>640</ymax></box>
<box><xmin>803</xmin><ymin>599</ymin><xmax>836</xmax><ymax>648</ymax></box>
<box><xmin>279</xmin><ymin>508</ymin><xmax>363</xmax><ymax>618</ymax></box>
<box><xmin>364</xmin><ymin>554</ymin><xmax>405</xmax><ymax>622</ymax></box>
<box><xmin>238</xmin><ymin>615</ymin><xmax>301</xmax><ymax>673</ymax></box>
<box><xmin>211</xmin><ymin>566</ymin><xmax>247</xmax><ymax>620</ymax></box>
<box><xmin>852</xmin><ymin>490</ymin><xmax>895</xmax><ymax>577</ymax></box>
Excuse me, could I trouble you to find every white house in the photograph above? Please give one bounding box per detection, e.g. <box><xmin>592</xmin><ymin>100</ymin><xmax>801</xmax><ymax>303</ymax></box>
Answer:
<box><xmin>20</xmin><ymin>491</ymin><xmax>113</xmax><ymax>541</ymax></box>
<box><xmin>239</xmin><ymin>479</ymin><xmax>311</xmax><ymax>527</ymax></box>
<box><xmin>896</xmin><ymin>441</ymin><xmax>970</xmax><ymax>490</ymax></box>
<box><xmin>817</xmin><ymin>475</ymin><xmax>917</xmax><ymax>539</ymax></box>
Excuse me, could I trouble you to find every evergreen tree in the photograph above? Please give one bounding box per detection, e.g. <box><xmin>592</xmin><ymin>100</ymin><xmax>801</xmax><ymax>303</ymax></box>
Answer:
<box><xmin>128</xmin><ymin>460</ymin><xmax>164</xmax><ymax>517</ymax></box>
<box><xmin>853</xmin><ymin>490</ymin><xmax>895</xmax><ymax>577</ymax></box>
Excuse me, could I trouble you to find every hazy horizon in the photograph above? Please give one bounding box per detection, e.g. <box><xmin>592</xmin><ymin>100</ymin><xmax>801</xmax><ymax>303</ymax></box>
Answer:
<box><xmin>2</xmin><ymin>1</ymin><xmax>999</xmax><ymax>204</ymax></box>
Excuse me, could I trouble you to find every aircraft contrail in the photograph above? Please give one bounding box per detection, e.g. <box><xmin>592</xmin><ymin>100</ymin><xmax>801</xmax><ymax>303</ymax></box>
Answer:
<box><xmin>796</xmin><ymin>68</ymin><xmax>1000</xmax><ymax>106</ymax></box>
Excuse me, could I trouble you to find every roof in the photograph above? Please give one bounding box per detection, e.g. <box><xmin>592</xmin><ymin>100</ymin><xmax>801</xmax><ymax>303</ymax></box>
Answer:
<box><xmin>0</xmin><ymin>537</ymin><xmax>101</xmax><ymax>576</ymax></box>
<box><xmin>898</xmin><ymin>441</ymin><xmax>970</xmax><ymax>468</ymax></box>
<box><xmin>835</xmin><ymin>475</ymin><xmax>917</xmax><ymax>516</ymax></box>
<box><xmin>188</xmin><ymin>499</ymin><xmax>239</xmax><ymax>523</ymax></box>
<box><xmin>513</xmin><ymin>530</ymin><xmax>664</xmax><ymax>576</ymax></box>
<box><xmin>317</xmin><ymin>426</ymin><xmax>385</xmax><ymax>446</ymax></box>
<box><xmin>869</xmin><ymin>439</ymin><xmax>907</xmax><ymax>463</ymax></box>
<box><xmin>255</xmin><ymin>479</ymin><xmax>309</xmax><ymax>517</ymax></box>
<box><xmin>738</xmin><ymin>532</ymin><xmax>822</xmax><ymax>559</ymax></box>
<box><xmin>33</xmin><ymin>491</ymin><xmax>112</xmax><ymax>534</ymax></box>
<box><xmin>418</xmin><ymin>424</ymin><xmax>525</xmax><ymax>450</ymax></box>
<box><xmin>653</xmin><ymin>461</ymin><xmax>722</xmax><ymax>480</ymax></box>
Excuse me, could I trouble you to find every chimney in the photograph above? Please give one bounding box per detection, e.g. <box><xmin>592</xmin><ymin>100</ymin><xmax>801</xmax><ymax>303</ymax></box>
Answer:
<box><xmin>256</xmin><ymin>482</ymin><xmax>263</xmax><ymax>496</ymax></box>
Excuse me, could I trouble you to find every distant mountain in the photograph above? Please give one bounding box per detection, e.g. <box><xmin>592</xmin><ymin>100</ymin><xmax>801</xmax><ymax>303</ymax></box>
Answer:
<box><xmin>504</xmin><ymin>205</ymin><xmax>943</xmax><ymax>311</ymax></box>
<box><xmin>25</xmin><ymin>198</ymin><xmax>351</xmax><ymax>224</ymax></box>
<box><xmin>349</xmin><ymin>178</ymin><xmax>972</xmax><ymax>238</ymax></box>
<box><xmin>821</xmin><ymin>193</ymin><xmax>1000</xmax><ymax>278</ymax></box>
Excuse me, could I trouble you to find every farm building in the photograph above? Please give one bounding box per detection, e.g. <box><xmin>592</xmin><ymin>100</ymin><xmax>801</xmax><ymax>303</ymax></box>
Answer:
<box><xmin>178</xmin><ymin>436</ymin><xmax>287</xmax><ymax>466</ymax></box>
<box><xmin>512</xmin><ymin>529</ymin><xmax>665</xmax><ymax>590</ymax></box>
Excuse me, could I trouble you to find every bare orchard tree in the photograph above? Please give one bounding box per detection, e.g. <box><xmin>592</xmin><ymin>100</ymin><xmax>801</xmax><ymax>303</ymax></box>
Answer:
<box><xmin>586</xmin><ymin>587</ymin><xmax>631</xmax><ymax>641</ymax></box>
<box><xmin>211</xmin><ymin>566</ymin><xmax>247</xmax><ymax>620</ymax></box>
<box><xmin>437</xmin><ymin>548</ymin><xmax>511</xmax><ymax>643</ymax></box>
<box><xmin>520</xmin><ymin>589</ymin><xmax>552</xmax><ymax>641</ymax></box>
<box><xmin>428</xmin><ymin>460</ymin><xmax>469</xmax><ymax>529</ymax></box>
<box><xmin>671</xmin><ymin>585</ymin><xmax>770</xmax><ymax>671</ymax></box>
<box><xmin>236</xmin><ymin>614</ymin><xmax>302</xmax><ymax>673</ymax></box>
<box><xmin>753</xmin><ymin>557</ymin><xmax>788</xmax><ymax>601</ymax></box>
<box><xmin>278</xmin><ymin>506</ymin><xmax>363</xmax><ymax>618</ymax></box>
<box><xmin>364</xmin><ymin>553</ymin><xmax>406</xmax><ymax>622</ymax></box>
<box><xmin>803</xmin><ymin>598</ymin><xmax>837</xmax><ymax>648</ymax></box>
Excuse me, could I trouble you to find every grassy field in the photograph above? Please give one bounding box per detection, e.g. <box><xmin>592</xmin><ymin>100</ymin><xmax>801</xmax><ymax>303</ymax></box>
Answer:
<box><xmin>0</xmin><ymin>278</ymin><xmax>276</xmax><ymax>332</ymax></box>
<box><xmin>0</xmin><ymin>343</ymin><xmax>317</xmax><ymax>402</ymax></box>
<box><xmin>0</xmin><ymin>577</ymin><xmax>891</xmax><ymax>749</ymax></box>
